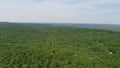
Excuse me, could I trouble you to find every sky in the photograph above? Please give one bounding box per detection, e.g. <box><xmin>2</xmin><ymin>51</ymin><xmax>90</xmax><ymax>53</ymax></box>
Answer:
<box><xmin>0</xmin><ymin>0</ymin><xmax>120</xmax><ymax>24</ymax></box>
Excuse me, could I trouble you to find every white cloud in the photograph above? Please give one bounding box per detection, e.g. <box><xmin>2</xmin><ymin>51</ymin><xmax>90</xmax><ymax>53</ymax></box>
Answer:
<box><xmin>0</xmin><ymin>0</ymin><xmax>120</xmax><ymax>24</ymax></box>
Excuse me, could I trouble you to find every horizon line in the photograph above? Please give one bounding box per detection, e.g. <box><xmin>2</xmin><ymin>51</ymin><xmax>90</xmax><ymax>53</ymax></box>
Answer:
<box><xmin>0</xmin><ymin>21</ymin><xmax>120</xmax><ymax>25</ymax></box>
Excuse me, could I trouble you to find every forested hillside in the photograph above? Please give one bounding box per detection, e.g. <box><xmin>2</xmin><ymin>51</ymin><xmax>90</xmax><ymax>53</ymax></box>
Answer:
<box><xmin>0</xmin><ymin>23</ymin><xmax>120</xmax><ymax>68</ymax></box>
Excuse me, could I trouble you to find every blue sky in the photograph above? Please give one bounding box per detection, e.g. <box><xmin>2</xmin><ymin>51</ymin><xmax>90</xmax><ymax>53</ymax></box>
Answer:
<box><xmin>0</xmin><ymin>0</ymin><xmax>120</xmax><ymax>24</ymax></box>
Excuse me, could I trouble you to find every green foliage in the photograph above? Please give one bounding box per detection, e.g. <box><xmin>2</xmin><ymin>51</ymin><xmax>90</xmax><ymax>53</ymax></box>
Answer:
<box><xmin>0</xmin><ymin>23</ymin><xmax>120</xmax><ymax>68</ymax></box>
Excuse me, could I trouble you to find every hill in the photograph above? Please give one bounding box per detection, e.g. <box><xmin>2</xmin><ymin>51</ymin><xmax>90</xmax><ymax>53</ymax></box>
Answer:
<box><xmin>0</xmin><ymin>21</ymin><xmax>10</xmax><ymax>23</ymax></box>
<box><xmin>0</xmin><ymin>23</ymin><xmax>120</xmax><ymax>68</ymax></box>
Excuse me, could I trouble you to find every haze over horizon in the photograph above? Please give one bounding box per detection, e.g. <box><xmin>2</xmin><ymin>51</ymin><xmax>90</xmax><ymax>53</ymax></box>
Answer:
<box><xmin>0</xmin><ymin>0</ymin><xmax>120</xmax><ymax>24</ymax></box>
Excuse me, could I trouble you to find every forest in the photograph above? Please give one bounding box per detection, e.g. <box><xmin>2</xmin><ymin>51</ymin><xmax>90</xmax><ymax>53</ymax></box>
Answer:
<box><xmin>0</xmin><ymin>23</ymin><xmax>120</xmax><ymax>68</ymax></box>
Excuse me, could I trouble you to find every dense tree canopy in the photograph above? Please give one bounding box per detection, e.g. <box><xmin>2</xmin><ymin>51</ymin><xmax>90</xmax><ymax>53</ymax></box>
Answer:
<box><xmin>0</xmin><ymin>23</ymin><xmax>120</xmax><ymax>68</ymax></box>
